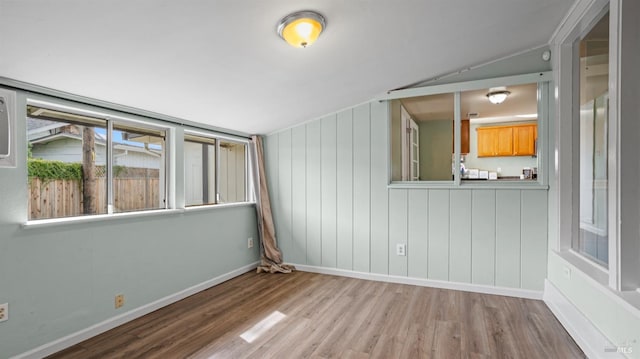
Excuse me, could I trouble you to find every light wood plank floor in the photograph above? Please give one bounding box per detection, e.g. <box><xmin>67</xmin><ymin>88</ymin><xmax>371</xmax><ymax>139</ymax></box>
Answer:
<box><xmin>48</xmin><ymin>271</ymin><xmax>584</xmax><ymax>358</ymax></box>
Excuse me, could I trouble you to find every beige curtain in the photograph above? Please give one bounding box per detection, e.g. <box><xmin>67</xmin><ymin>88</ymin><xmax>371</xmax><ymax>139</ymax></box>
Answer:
<box><xmin>251</xmin><ymin>135</ymin><xmax>295</xmax><ymax>274</ymax></box>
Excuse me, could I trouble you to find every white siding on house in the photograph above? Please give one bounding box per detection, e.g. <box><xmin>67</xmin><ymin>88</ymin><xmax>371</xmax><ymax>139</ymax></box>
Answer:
<box><xmin>184</xmin><ymin>141</ymin><xmax>205</xmax><ymax>205</ymax></box>
<box><xmin>113</xmin><ymin>148</ymin><xmax>161</xmax><ymax>169</ymax></box>
<box><xmin>31</xmin><ymin>137</ymin><xmax>162</xmax><ymax>170</ymax></box>
<box><xmin>31</xmin><ymin>137</ymin><xmax>107</xmax><ymax>165</ymax></box>
<box><xmin>218</xmin><ymin>143</ymin><xmax>246</xmax><ymax>203</ymax></box>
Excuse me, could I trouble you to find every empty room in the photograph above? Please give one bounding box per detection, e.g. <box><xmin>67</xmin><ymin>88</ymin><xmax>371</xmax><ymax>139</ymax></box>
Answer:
<box><xmin>0</xmin><ymin>0</ymin><xmax>639</xmax><ymax>358</ymax></box>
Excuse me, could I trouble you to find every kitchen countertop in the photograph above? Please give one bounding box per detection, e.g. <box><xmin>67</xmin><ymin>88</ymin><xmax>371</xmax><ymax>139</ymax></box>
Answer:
<box><xmin>462</xmin><ymin>176</ymin><xmax>536</xmax><ymax>181</ymax></box>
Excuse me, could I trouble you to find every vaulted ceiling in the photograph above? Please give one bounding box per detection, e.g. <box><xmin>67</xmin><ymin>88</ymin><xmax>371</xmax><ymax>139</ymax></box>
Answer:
<box><xmin>0</xmin><ymin>1</ymin><xmax>574</xmax><ymax>134</ymax></box>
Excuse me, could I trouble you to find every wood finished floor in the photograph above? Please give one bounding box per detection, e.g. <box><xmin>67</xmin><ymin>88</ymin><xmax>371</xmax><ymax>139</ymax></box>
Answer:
<box><xmin>48</xmin><ymin>271</ymin><xmax>584</xmax><ymax>359</ymax></box>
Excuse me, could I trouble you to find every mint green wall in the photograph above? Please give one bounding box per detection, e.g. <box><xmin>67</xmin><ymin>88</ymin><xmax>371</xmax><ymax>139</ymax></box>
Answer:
<box><xmin>419</xmin><ymin>120</ymin><xmax>452</xmax><ymax>181</ymax></box>
<box><xmin>264</xmin><ymin>101</ymin><xmax>548</xmax><ymax>291</ymax></box>
<box><xmin>0</xmin><ymin>91</ymin><xmax>259</xmax><ymax>358</ymax></box>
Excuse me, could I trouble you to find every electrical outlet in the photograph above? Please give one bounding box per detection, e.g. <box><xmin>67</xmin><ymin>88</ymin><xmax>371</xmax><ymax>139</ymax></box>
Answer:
<box><xmin>0</xmin><ymin>303</ymin><xmax>8</xmax><ymax>322</ymax></box>
<box><xmin>396</xmin><ymin>243</ymin><xmax>406</xmax><ymax>256</ymax></box>
<box><xmin>115</xmin><ymin>294</ymin><xmax>125</xmax><ymax>309</ymax></box>
<box><xmin>248</xmin><ymin>237</ymin><xmax>254</xmax><ymax>249</ymax></box>
<box><xmin>563</xmin><ymin>267</ymin><xmax>571</xmax><ymax>279</ymax></box>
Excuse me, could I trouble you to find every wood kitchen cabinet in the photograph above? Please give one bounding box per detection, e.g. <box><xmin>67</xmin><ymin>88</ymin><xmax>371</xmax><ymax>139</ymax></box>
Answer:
<box><xmin>477</xmin><ymin>123</ymin><xmax>537</xmax><ymax>157</ymax></box>
<box><xmin>513</xmin><ymin>124</ymin><xmax>537</xmax><ymax>156</ymax></box>
<box><xmin>453</xmin><ymin>119</ymin><xmax>470</xmax><ymax>154</ymax></box>
<box><xmin>477</xmin><ymin>127</ymin><xmax>496</xmax><ymax>157</ymax></box>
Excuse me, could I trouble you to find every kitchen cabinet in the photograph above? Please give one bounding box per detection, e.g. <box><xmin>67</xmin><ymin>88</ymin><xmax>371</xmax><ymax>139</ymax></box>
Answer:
<box><xmin>453</xmin><ymin>119</ymin><xmax>470</xmax><ymax>154</ymax></box>
<box><xmin>513</xmin><ymin>125</ymin><xmax>537</xmax><ymax>156</ymax></box>
<box><xmin>477</xmin><ymin>123</ymin><xmax>537</xmax><ymax>157</ymax></box>
<box><xmin>477</xmin><ymin>127</ymin><xmax>496</xmax><ymax>157</ymax></box>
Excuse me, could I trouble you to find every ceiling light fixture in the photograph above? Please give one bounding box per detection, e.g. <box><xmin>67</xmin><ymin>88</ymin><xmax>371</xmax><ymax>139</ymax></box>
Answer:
<box><xmin>277</xmin><ymin>10</ymin><xmax>326</xmax><ymax>48</ymax></box>
<box><xmin>486</xmin><ymin>89</ymin><xmax>511</xmax><ymax>104</ymax></box>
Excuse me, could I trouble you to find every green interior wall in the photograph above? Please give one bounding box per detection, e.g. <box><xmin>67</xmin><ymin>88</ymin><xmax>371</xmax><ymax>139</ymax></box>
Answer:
<box><xmin>419</xmin><ymin>120</ymin><xmax>452</xmax><ymax>181</ymax></box>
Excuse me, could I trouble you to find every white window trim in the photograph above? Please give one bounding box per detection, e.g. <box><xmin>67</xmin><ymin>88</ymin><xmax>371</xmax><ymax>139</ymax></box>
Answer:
<box><xmin>183</xmin><ymin>129</ymin><xmax>252</xmax><ymax>206</ymax></box>
<box><xmin>549</xmin><ymin>0</ymin><xmax>640</xmax><ymax>292</ymax></box>
<box><xmin>0</xmin><ymin>77</ymin><xmax>254</xmax><ymax>227</ymax></box>
<box><xmin>23</xmin><ymin>209</ymin><xmax>184</xmax><ymax>229</ymax></box>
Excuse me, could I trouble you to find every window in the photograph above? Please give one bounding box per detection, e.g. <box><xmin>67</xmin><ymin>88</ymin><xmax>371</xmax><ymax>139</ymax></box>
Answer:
<box><xmin>461</xmin><ymin>83</ymin><xmax>539</xmax><ymax>182</ymax></box>
<box><xmin>184</xmin><ymin>134</ymin><xmax>216</xmax><ymax>206</ymax></box>
<box><xmin>573</xmin><ymin>11</ymin><xmax>609</xmax><ymax>267</ymax></box>
<box><xmin>218</xmin><ymin>140</ymin><xmax>246</xmax><ymax>203</ymax></box>
<box><xmin>391</xmin><ymin>93</ymin><xmax>454</xmax><ymax>181</ymax></box>
<box><xmin>26</xmin><ymin>104</ymin><xmax>168</xmax><ymax>220</ymax></box>
<box><xmin>389</xmin><ymin>80</ymin><xmax>543</xmax><ymax>183</ymax></box>
<box><xmin>112</xmin><ymin>124</ymin><xmax>166</xmax><ymax>213</ymax></box>
<box><xmin>183</xmin><ymin>134</ymin><xmax>247</xmax><ymax>206</ymax></box>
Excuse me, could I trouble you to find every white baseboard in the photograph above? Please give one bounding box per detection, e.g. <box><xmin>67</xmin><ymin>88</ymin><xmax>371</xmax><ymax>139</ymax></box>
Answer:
<box><xmin>293</xmin><ymin>264</ymin><xmax>543</xmax><ymax>300</ymax></box>
<box><xmin>543</xmin><ymin>279</ymin><xmax>623</xmax><ymax>359</ymax></box>
<box><xmin>13</xmin><ymin>261</ymin><xmax>259</xmax><ymax>359</ymax></box>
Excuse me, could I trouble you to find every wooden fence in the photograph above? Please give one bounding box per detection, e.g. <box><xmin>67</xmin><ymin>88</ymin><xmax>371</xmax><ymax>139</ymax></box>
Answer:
<box><xmin>28</xmin><ymin>177</ymin><xmax>160</xmax><ymax>220</ymax></box>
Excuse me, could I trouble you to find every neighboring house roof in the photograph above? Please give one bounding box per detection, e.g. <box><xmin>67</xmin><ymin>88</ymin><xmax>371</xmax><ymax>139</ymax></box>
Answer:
<box><xmin>27</xmin><ymin>118</ymin><xmax>60</xmax><ymax>132</ymax></box>
<box><xmin>31</xmin><ymin>133</ymin><xmax>161</xmax><ymax>157</ymax></box>
<box><xmin>28</xmin><ymin>119</ymin><xmax>160</xmax><ymax>157</ymax></box>
<box><xmin>29</xmin><ymin>132</ymin><xmax>105</xmax><ymax>146</ymax></box>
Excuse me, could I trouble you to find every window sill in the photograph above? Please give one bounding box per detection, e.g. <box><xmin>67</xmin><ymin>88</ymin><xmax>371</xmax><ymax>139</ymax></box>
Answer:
<box><xmin>184</xmin><ymin>202</ymin><xmax>255</xmax><ymax>212</ymax></box>
<box><xmin>555</xmin><ymin>250</ymin><xmax>640</xmax><ymax>315</ymax></box>
<box><xmin>388</xmin><ymin>180</ymin><xmax>548</xmax><ymax>190</ymax></box>
<box><xmin>23</xmin><ymin>208</ymin><xmax>185</xmax><ymax>229</ymax></box>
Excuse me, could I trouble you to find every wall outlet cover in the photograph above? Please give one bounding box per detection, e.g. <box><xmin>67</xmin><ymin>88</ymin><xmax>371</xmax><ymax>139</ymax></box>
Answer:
<box><xmin>115</xmin><ymin>294</ymin><xmax>125</xmax><ymax>309</ymax></box>
<box><xmin>396</xmin><ymin>243</ymin><xmax>407</xmax><ymax>256</ymax></box>
<box><xmin>0</xmin><ymin>303</ymin><xmax>8</xmax><ymax>322</ymax></box>
<box><xmin>248</xmin><ymin>237</ymin><xmax>254</xmax><ymax>249</ymax></box>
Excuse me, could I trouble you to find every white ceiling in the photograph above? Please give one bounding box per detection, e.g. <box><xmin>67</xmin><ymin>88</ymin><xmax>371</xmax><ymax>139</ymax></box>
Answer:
<box><xmin>0</xmin><ymin>1</ymin><xmax>574</xmax><ymax>135</ymax></box>
<box><xmin>401</xmin><ymin>82</ymin><xmax>539</xmax><ymax>123</ymax></box>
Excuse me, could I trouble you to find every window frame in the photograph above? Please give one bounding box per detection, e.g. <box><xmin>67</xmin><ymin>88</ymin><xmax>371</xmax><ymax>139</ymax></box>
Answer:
<box><xmin>25</xmin><ymin>95</ymin><xmax>173</xmax><ymax>222</ymax></box>
<box><xmin>550</xmin><ymin>0</ymin><xmax>640</xmax><ymax>293</ymax></box>
<box><xmin>183</xmin><ymin>132</ymin><xmax>218</xmax><ymax>207</ymax></box>
<box><xmin>381</xmin><ymin>71</ymin><xmax>551</xmax><ymax>189</ymax></box>
<box><xmin>183</xmin><ymin>129</ymin><xmax>251</xmax><ymax>208</ymax></box>
<box><xmin>555</xmin><ymin>3</ymin><xmax>613</xmax><ymax>281</ymax></box>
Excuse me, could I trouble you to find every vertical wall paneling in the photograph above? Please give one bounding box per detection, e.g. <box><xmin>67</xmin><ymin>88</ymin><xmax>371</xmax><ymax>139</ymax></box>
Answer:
<box><xmin>495</xmin><ymin>190</ymin><xmax>522</xmax><ymax>288</ymax></box>
<box><xmin>520</xmin><ymin>191</ymin><xmax>548</xmax><ymax>290</ymax></box>
<box><xmin>352</xmin><ymin>104</ymin><xmax>371</xmax><ymax>272</ymax></box>
<box><xmin>321</xmin><ymin>115</ymin><xmax>338</xmax><ymax>268</ymax></box>
<box><xmin>407</xmin><ymin>189</ymin><xmax>428</xmax><ymax>278</ymax></box>
<box><xmin>277</xmin><ymin>131</ymin><xmax>293</xmax><ymax>261</ymax></box>
<box><xmin>449</xmin><ymin>190</ymin><xmax>472</xmax><ymax>283</ymax></box>
<box><xmin>472</xmin><ymin>189</ymin><xmax>496</xmax><ymax>285</ymax></box>
<box><xmin>336</xmin><ymin>110</ymin><xmax>354</xmax><ymax>270</ymax></box>
<box><xmin>291</xmin><ymin>126</ymin><xmax>307</xmax><ymax>264</ymax></box>
<box><xmin>264</xmin><ymin>101</ymin><xmax>549</xmax><ymax>292</ymax></box>
<box><xmin>388</xmin><ymin>189</ymin><xmax>408</xmax><ymax>276</ymax></box>
<box><xmin>306</xmin><ymin>121</ymin><xmax>322</xmax><ymax>266</ymax></box>
<box><xmin>428</xmin><ymin>189</ymin><xmax>450</xmax><ymax>281</ymax></box>
<box><xmin>370</xmin><ymin>101</ymin><xmax>390</xmax><ymax>274</ymax></box>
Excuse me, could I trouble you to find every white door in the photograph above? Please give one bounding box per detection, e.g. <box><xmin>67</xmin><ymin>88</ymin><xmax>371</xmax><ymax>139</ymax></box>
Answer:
<box><xmin>401</xmin><ymin>111</ymin><xmax>419</xmax><ymax>181</ymax></box>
